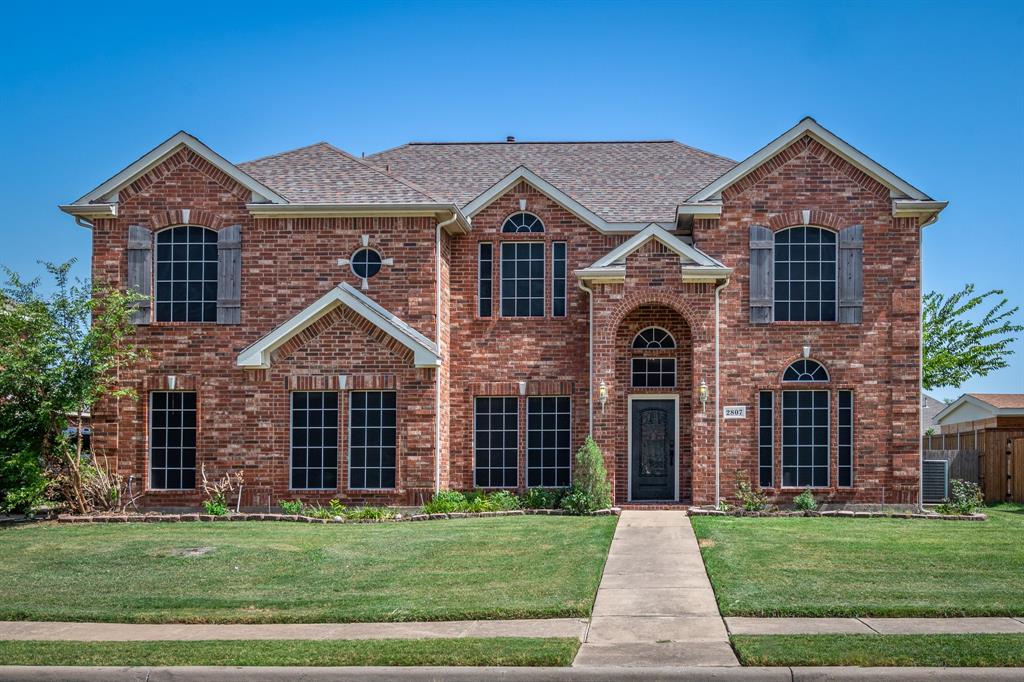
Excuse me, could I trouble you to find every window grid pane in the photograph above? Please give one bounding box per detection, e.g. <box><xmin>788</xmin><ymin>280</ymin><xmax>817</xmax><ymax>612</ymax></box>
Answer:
<box><xmin>500</xmin><ymin>242</ymin><xmax>545</xmax><ymax>317</ymax></box>
<box><xmin>291</xmin><ymin>391</ymin><xmax>339</xmax><ymax>490</ymax></box>
<box><xmin>552</xmin><ymin>242</ymin><xmax>567</xmax><ymax>317</ymax></box>
<box><xmin>474</xmin><ymin>397</ymin><xmax>519</xmax><ymax>488</ymax></box>
<box><xmin>781</xmin><ymin>390</ymin><xmax>830</xmax><ymax>488</ymax></box>
<box><xmin>632</xmin><ymin>327</ymin><xmax>676</xmax><ymax>349</ymax></box>
<box><xmin>501</xmin><ymin>212</ymin><xmax>544</xmax><ymax>233</ymax></box>
<box><xmin>783</xmin><ymin>359</ymin><xmax>829</xmax><ymax>382</ymax></box>
<box><xmin>631</xmin><ymin>358</ymin><xmax>676</xmax><ymax>388</ymax></box>
<box><xmin>478</xmin><ymin>243</ymin><xmax>492</xmax><ymax>317</ymax></box>
<box><xmin>758</xmin><ymin>391</ymin><xmax>774</xmax><ymax>488</ymax></box>
<box><xmin>774</xmin><ymin>227</ymin><xmax>837</xmax><ymax>322</ymax></box>
<box><xmin>149</xmin><ymin>391</ymin><xmax>197</xmax><ymax>490</ymax></box>
<box><xmin>155</xmin><ymin>226</ymin><xmax>218</xmax><ymax>322</ymax></box>
<box><xmin>527</xmin><ymin>397</ymin><xmax>572</xmax><ymax>487</ymax></box>
<box><xmin>838</xmin><ymin>390</ymin><xmax>854</xmax><ymax>487</ymax></box>
<box><xmin>348</xmin><ymin>391</ymin><xmax>397</xmax><ymax>489</ymax></box>
<box><xmin>351</xmin><ymin>248</ymin><xmax>382</xmax><ymax>279</ymax></box>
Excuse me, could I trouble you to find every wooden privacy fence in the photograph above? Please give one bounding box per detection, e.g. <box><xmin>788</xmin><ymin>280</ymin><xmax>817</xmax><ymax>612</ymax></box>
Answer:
<box><xmin>923</xmin><ymin>433</ymin><xmax>1024</xmax><ymax>503</ymax></box>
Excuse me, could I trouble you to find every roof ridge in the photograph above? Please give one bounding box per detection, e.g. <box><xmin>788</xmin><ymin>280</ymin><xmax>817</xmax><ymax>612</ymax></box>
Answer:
<box><xmin>237</xmin><ymin>141</ymin><xmax>335</xmax><ymax>167</ymax></box>
<box><xmin>316</xmin><ymin>142</ymin><xmax>447</xmax><ymax>203</ymax></box>
<box><xmin>402</xmin><ymin>139</ymin><xmax>678</xmax><ymax>146</ymax></box>
<box><xmin>668</xmin><ymin>140</ymin><xmax>737</xmax><ymax>165</ymax></box>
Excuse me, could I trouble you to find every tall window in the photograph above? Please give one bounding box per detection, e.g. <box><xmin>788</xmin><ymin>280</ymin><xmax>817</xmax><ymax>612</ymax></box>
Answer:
<box><xmin>552</xmin><ymin>242</ymin><xmax>567</xmax><ymax>317</ymax></box>
<box><xmin>501</xmin><ymin>242</ymin><xmax>545</xmax><ymax>316</ymax></box>
<box><xmin>478</xmin><ymin>243</ymin><xmax>493</xmax><ymax>317</ymax></box>
<box><xmin>838</xmin><ymin>390</ymin><xmax>854</xmax><ymax>487</ymax></box>
<box><xmin>781</xmin><ymin>391</ymin><xmax>830</xmax><ymax>487</ymax></box>
<box><xmin>150</xmin><ymin>391</ymin><xmax>197</xmax><ymax>490</ymax></box>
<box><xmin>291</xmin><ymin>391</ymin><xmax>338</xmax><ymax>490</ymax></box>
<box><xmin>474</xmin><ymin>397</ymin><xmax>519</xmax><ymax>488</ymax></box>
<box><xmin>774</xmin><ymin>227</ymin><xmax>837</xmax><ymax>322</ymax></box>
<box><xmin>502</xmin><ymin>212</ymin><xmax>544</xmax><ymax>233</ymax></box>
<box><xmin>155</xmin><ymin>226</ymin><xmax>218</xmax><ymax>322</ymax></box>
<box><xmin>349</xmin><ymin>391</ymin><xmax>397</xmax><ymax>489</ymax></box>
<box><xmin>758</xmin><ymin>391</ymin><xmax>774</xmax><ymax>488</ymax></box>
<box><xmin>527</xmin><ymin>397</ymin><xmax>572</xmax><ymax>487</ymax></box>
<box><xmin>631</xmin><ymin>327</ymin><xmax>676</xmax><ymax>388</ymax></box>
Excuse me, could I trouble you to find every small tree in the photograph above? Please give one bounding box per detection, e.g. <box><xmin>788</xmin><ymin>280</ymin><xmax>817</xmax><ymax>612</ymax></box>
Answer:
<box><xmin>0</xmin><ymin>260</ymin><xmax>146</xmax><ymax>513</ymax></box>
<box><xmin>561</xmin><ymin>436</ymin><xmax>612</xmax><ymax>513</ymax></box>
<box><xmin>923</xmin><ymin>284</ymin><xmax>1023</xmax><ymax>390</ymax></box>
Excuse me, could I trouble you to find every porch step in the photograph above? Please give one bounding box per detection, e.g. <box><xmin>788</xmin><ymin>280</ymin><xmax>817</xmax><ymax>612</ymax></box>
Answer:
<box><xmin>618</xmin><ymin>502</ymin><xmax>692</xmax><ymax>511</ymax></box>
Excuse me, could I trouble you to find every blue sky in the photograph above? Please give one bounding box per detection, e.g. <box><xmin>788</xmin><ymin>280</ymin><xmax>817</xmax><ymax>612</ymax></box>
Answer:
<box><xmin>1</xmin><ymin>0</ymin><xmax>1021</xmax><ymax>400</ymax></box>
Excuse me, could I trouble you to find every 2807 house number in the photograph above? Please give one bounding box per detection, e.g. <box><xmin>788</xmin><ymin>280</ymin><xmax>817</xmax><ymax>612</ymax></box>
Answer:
<box><xmin>723</xmin><ymin>406</ymin><xmax>747</xmax><ymax>419</ymax></box>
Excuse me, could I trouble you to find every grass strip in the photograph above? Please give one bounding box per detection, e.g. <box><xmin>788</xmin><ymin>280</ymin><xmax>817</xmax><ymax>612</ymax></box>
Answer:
<box><xmin>731</xmin><ymin>634</ymin><xmax>1024</xmax><ymax>667</ymax></box>
<box><xmin>0</xmin><ymin>637</ymin><xmax>581</xmax><ymax>667</ymax></box>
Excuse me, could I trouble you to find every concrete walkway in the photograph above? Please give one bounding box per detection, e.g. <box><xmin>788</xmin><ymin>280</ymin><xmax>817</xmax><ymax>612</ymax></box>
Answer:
<box><xmin>727</xmin><ymin>616</ymin><xmax>1024</xmax><ymax>635</ymax></box>
<box><xmin>0</xmin><ymin>619</ymin><xmax>587</xmax><ymax>642</ymax></box>
<box><xmin>574</xmin><ymin>510</ymin><xmax>739</xmax><ymax>667</ymax></box>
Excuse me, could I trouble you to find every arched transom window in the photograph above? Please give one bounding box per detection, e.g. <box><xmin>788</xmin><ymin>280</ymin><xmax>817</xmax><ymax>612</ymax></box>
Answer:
<box><xmin>783</xmin><ymin>359</ymin><xmax>830</xmax><ymax>382</ymax></box>
<box><xmin>155</xmin><ymin>226</ymin><xmax>218</xmax><ymax>322</ymax></box>
<box><xmin>774</xmin><ymin>227</ymin><xmax>837</xmax><ymax>322</ymax></box>
<box><xmin>632</xmin><ymin>327</ymin><xmax>676</xmax><ymax>349</ymax></box>
<box><xmin>501</xmin><ymin>212</ymin><xmax>544</xmax><ymax>233</ymax></box>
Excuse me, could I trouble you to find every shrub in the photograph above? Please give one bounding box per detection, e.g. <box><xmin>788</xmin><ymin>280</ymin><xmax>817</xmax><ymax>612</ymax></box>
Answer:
<box><xmin>200</xmin><ymin>465</ymin><xmax>242</xmax><ymax>516</ymax></box>
<box><xmin>736</xmin><ymin>472</ymin><xmax>769</xmax><ymax>512</ymax></box>
<box><xmin>279</xmin><ymin>499</ymin><xmax>303</xmax><ymax>515</ymax></box>
<box><xmin>937</xmin><ymin>479</ymin><xmax>984</xmax><ymax>515</ymax></box>
<box><xmin>560</xmin><ymin>436</ymin><xmax>611</xmax><ymax>515</ymax></box>
<box><xmin>523</xmin><ymin>488</ymin><xmax>562</xmax><ymax>510</ymax></box>
<box><xmin>464</xmin><ymin>494</ymin><xmax>491</xmax><ymax>513</ymax></box>
<box><xmin>486</xmin><ymin>490</ymin><xmax>521</xmax><ymax>511</ymax></box>
<box><xmin>0</xmin><ymin>449</ymin><xmax>48</xmax><ymax>514</ymax></box>
<box><xmin>715</xmin><ymin>499</ymin><xmax>732</xmax><ymax>512</ymax></box>
<box><xmin>793</xmin><ymin>488</ymin><xmax>818</xmax><ymax>511</ymax></box>
<box><xmin>422</xmin><ymin>490</ymin><xmax>467</xmax><ymax>514</ymax></box>
<box><xmin>559</xmin><ymin>486</ymin><xmax>594</xmax><ymax>515</ymax></box>
<box><xmin>345</xmin><ymin>506</ymin><xmax>395</xmax><ymax>521</ymax></box>
<box><xmin>202</xmin><ymin>499</ymin><xmax>229</xmax><ymax>516</ymax></box>
<box><xmin>302</xmin><ymin>502</ymin><xmax>333</xmax><ymax>519</ymax></box>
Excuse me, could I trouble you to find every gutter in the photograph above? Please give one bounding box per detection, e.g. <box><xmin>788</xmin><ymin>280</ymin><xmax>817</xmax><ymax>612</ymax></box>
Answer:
<box><xmin>714</xmin><ymin>275</ymin><xmax>731</xmax><ymax>506</ymax></box>
<box><xmin>577</xmin><ymin>279</ymin><xmax>595</xmax><ymax>435</ymax></box>
<box><xmin>433</xmin><ymin>211</ymin><xmax>461</xmax><ymax>494</ymax></box>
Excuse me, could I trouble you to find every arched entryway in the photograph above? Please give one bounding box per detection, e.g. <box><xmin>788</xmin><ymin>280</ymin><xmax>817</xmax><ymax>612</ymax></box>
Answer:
<box><xmin>611</xmin><ymin>304</ymin><xmax>694</xmax><ymax>503</ymax></box>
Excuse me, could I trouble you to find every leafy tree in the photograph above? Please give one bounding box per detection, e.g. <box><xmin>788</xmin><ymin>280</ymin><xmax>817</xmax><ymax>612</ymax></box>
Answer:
<box><xmin>923</xmin><ymin>284</ymin><xmax>1023</xmax><ymax>390</ymax></box>
<box><xmin>0</xmin><ymin>260</ymin><xmax>146</xmax><ymax>513</ymax></box>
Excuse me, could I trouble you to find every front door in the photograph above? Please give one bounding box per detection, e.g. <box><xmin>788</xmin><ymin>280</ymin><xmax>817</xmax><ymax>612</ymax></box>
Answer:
<box><xmin>630</xmin><ymin>399</ymin><xmax>675</xmax><ymax>501</ymax></box>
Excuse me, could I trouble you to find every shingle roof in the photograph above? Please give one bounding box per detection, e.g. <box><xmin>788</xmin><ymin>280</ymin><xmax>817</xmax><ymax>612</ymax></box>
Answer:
<box><xmin>921</xmin><ymin>393</ymin><xmax>946</xmax><ymax>430</ymax></box>
<box><xmin>238</xmin><ymin>142</ymin><xmax>443</xmax><ymax>205</ymax></box>
<box><xmin>967</xmin><ymin>393</ymin><xmax>1024</xmax><ymax>410</ymax></box>
<box><xmin>365</xmin><ymin>141</ymin><xmax>737</xmax><ymax>224</ymax></box>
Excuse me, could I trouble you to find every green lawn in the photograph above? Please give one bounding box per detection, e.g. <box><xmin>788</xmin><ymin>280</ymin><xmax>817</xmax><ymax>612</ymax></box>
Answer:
<box><xmin>0</xmin><ymin>638</ymin><xmax>580</xmax><ymax>667</ymax></box>
<box><xmin>691</xmin><ymin>504</ymin><xmax>1024</xmax><ymax>617</ymax></box>
<box><xmin>731</xmin><ymin>634</ymin><xmax>1024</xmax><ymax>667</ymax></box>
<box><xmin>0</xmin><ymin>516</ymin><xmax>615</xmax><ymax>623</ymax></box>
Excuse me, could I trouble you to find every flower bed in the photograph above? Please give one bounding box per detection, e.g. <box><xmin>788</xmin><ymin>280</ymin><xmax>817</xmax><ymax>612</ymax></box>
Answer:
<box><xmin>688</xmin><ymin>507</ymin><xmax>986</xmax><ymax>521</ymax></box>
<box><xmin>57</xmin><ymin>507</ymin><xmax>621</xmax><ymax>524</ymax></box>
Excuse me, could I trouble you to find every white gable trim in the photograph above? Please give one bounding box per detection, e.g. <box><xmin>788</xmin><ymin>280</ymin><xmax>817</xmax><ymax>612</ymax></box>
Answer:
<box><xmin>460</xmin><ymin>165</ymin><xmax>654</xmax><ymax>234</ymax></box>
<box><xmin>688</xmin><ymin>117</ymin><xmax>932</xmax><ymax>203</ymax></box>
<box><xmin>69</xmin><ymin>131</ymin><xmax>289</xmax><ymax>208</ymax></box>
<box><xmin>591</xmin><ymin>224</ymin><xmax>720</xmax><ymax>268</ymax></box>
<box><xmin>934</xmin><ymin>394</ymin><xmax>1024</xmax><ymax>424</ymax></box>
<box><xmin>237</xmin><ymin>283</ymin><xmax>441</xmax><ymax>370</ymax></box>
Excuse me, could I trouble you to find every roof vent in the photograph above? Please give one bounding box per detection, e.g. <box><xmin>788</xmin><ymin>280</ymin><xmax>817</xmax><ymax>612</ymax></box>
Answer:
<box><xmin>506</xmin><ymin>135</ymin><xmax>515</xmax><ymax>143</ymax></box>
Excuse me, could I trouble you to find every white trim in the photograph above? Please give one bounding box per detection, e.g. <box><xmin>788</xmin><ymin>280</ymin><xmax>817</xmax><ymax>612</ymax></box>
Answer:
<box><xmin>58</xmin><ymin>203</ymin><xmax>117</xmax><ymax>219</ymax></box>
<box><xmin>591</xmin><ymin>224</ymin><xmax>719</xmax><ymax>268</ymax></box>
<box><xmin>689</xmin><ymin>117</ymin><xmax>932</xmax><ymax>203</ymax></box>
<box><xmin>236</xmin><ymin>283</ymin><xmax>441</xmax><ymax>370</ymax></box>
<box><xmin>676</xmin><ymin>202</ymin><xmax>722</xmax><ymax>219</ymax></box>
<box><xmin>934</xmin><ymin>394</ymin><xmax>1024</xmax><ymax>424</ymax></box>
<box><xmin>68</xmin><ymin>131</ymin><xmax>288</xmax><ymax>208</ymax></box>
<box><xmin>626</xmin><ymin>394</ymin><xmax>680</xmax><ymax>502</ymax></box>
<box><xmin>893</xmin><ymin>199</ymin><xmax>948</xmax><ymax>228</ymax></box>
<box><xmin>460</xmin><ymin>165</ymin><xmax>658</xmax><ymax>234</ymax></box>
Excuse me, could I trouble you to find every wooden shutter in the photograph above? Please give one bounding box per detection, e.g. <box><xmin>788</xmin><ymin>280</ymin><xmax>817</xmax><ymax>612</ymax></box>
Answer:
<box><xmin>749</xmin><ymin>225</ymin><xmax>774</xmax><ymax>324</ymax></box>
<box><xmin>217</xmin><ymin>225</ymin><xmax>242</xmax><ymax>324</ymax></box>
<box><xmin>126</xmin><ymin>225</ymin><xmax>153</xmax><ymax>325</ymax></box>
<box><xmin>838</xmin><ymin>224</ymin><xmax>864</xmax><ymax>324</ymax></box>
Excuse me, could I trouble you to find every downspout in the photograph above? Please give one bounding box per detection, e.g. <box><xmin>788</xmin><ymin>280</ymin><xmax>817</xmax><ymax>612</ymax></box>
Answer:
<box><xmin>74</xmin><ymin>216</ymin><xmax>94</xmax><ymax>230</ymax></box>
<box><xmin>714</xmin><ymin>275</ymin><xmax>731</xmax><ymax>506</ymax></box>
<box><xmin>433</xmin><ymin>212</ymin><xmax>460</xmax><ymax>494</ymax></box>
<box><xmin>577</xmin><ymin>279</ymin><xmax>595</xmax><ymax>434</ymax></box>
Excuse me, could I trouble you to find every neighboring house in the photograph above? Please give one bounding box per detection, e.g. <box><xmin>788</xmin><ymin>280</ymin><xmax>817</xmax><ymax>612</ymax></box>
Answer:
<box><xmin>921</xmin><ymin>393</ymin><xmax>946</xmax><ymax>435</ymax></box>
<box><xmin>934</xmin><ymin>393</ymin><xmax>1024</xmax><ymax>435</ymax></box>
<box><xmin>59</xmin><ymin>117</ymin><xmax>946</xmax><ymax>508</ymax></box>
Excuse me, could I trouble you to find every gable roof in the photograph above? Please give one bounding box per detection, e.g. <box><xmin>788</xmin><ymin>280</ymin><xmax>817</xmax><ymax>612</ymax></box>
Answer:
<box><xmin>576</xmin><ymin>224</ymin><xmax>732</xmax><ymax>283</ymax></box>
<box><xmin>367</xmin><ymin>140</ymin><xmax>736</xmax><ymax>225</ymax></box>
<box><xmin>236</xmin><ymin>283</ymin><xmax>440</xmax><ymax>370</ymax></box>
<box><xmin>60</xmin><ymin>131</ymin><xmax>288</xmax><ymax>219</ymax></box>
<box><xmin>934</xmin><ymin>393</ymin><xmax>1024</xmax><ymax>424</ymax></box>
<box><xmin>238</xmin><ymin>142</ymin><xmax>444</xmax><ymax>205</ymax></box>
<box><xmin>921</xmin><ymin>393</ymin><xmax>946</xmax><ymax>431</ymax></box>
<box><xmin>687</xmin><ymin>117</ymin><xmax>932</xmax><ymax>204</ymax></box>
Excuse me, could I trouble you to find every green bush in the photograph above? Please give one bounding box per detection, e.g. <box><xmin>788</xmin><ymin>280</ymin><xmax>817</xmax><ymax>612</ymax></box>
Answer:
<box><xmin>559</xmin><ymin>486</ymin><xmax>594</xmax><ymax>515</ymax></box>
<box><xmin>422</xmin><ymin>490</ymin><xmax>467</xmax><ymax>514</ymax></box>
<box><xmin>793</xmin><ymin>488</ymin><xmax>818</xmax><ymax>511</ymax></box>
<box><xmin>0</xmin><ymin>449</ymin><xmax>48</xmax><ymax>514</ymax></box>
<box><xmin>937</xmin><ymin>479</ymin><xmax>984</xmax><ymax>515</ymax></box>
<box><xmin>522</xmin><ymin>488</ymin><xmax>562</xmax><ymax>509</ymax></box>
<box><xmin>736</xmin><ymin>473</ymin><xmax>769</xmax><ymax>512</ymax></box>
<box><xmin>344</xmin><ymin>506</ymin><xmax>395</xmax><ymax>521</ymax></box>
<box><xmin>558</xmin><ymin>436</ymin><xmax>611</xmax><ymax>515</ymax></box>
<box><xmin>202</xmin><ymin>499</ymin><xmax>229</xmax><ymax>516</ymax></box>
<box><xmin>278</xmin><ymin>499</ymin><xmax>303</xmax><ymax>515</ymax></box>
<box><xmin>486</xmin><ymin>490</ymin><xmax>521</xmax><ymax>511</ymax></box>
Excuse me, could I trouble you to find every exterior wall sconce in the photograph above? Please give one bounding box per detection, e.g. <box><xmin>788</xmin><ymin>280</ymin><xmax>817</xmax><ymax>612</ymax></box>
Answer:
<box><xmin>519</xmin><ymin>198</ymin><xmax>528</xmax><ymax>211</ymax></box>
<box><xmin>802</xmin><ymin>345</ymin><xmax>812</xmax><ymax>359</ymax></box>
<box><xmin>598</xmin><ymin>381</ymin><xmax>608</xmax><ymax>411</ymax></box>
<box><xmin>698</xmin><ymin>379</ymin><xmax>709</xmax><ymax>412</ymax></box>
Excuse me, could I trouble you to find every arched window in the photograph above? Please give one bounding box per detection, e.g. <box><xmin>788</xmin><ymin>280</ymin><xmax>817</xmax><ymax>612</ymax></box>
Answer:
<box><xmin>774</xmin><ymin>226</ymin><xmax>837</xmax><ymax>322</ymax></box>
<box><xmin>502</xmin><ymin>212</ymin><xmax>544</xmax><ymax>233</ymax></box>
<box><xmin>783</xmin><ymin>359</ymin><xmax>829</xmax><ymax>382</ymax></box>
<box><xmin>155</xmin><ymin>226</ymin><xmax>218</xmax><ymax>322</ymax></box>
<box><xmin>632</xmin><ymin>327</ymin><xmax>676</xmax><ymax>349</ymax></box>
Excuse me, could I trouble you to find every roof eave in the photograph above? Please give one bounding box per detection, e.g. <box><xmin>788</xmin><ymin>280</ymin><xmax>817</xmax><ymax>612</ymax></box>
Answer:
<box><xmin>893</xmin><ymin>199</ymin><xmax>948</xmax><ymax>228</ymax></box>
<box><xmin>245</xmin><ymin>203</ymin><xmax>471</xmax><ymax>233</ymax></box>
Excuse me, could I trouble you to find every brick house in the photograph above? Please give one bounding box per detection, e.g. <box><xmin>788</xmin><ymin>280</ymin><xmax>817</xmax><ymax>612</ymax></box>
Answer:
<box><xmin>60</xmin><ymin>118</ymin><xmax>946</xmax><ymax>508</ymax></box>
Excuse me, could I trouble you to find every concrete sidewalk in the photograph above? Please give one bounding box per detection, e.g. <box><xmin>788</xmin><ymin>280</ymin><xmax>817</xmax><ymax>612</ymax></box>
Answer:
<box><xmin>574</xmin><ymin>510</ymin><xmax>738</xmax><ymax>667</ymax></box>
<box><xmin>727</xmin><ymin>616</ymin><xmax>1024</xmax><ymax>635</ymax></box>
